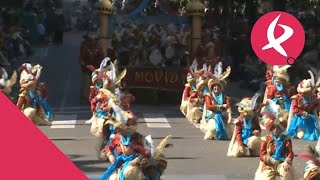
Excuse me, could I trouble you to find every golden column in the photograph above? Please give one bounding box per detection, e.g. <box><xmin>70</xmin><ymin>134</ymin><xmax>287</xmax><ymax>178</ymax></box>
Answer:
<box><xmin>97</xmin><ymin>0</ymin><xmax>113</xmax><ymax>56</ymax></box>
<box><xmin>186</xmin><ymin>0</ymin><xmax>205</xmax><ymax>63</ymax></box>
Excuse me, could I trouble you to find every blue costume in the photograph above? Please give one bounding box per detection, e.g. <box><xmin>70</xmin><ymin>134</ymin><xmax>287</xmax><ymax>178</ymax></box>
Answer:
<box><xmin>287</xmin><ymin>94</ymin><xmax>319</xmax><ymax>141</ymax></box>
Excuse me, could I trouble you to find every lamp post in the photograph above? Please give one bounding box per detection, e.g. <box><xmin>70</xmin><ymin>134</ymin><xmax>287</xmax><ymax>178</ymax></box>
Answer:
<box><xmin>186</xmin><ymin>0</ymin><xmax>205</xmax><ymax>65</ymax></box>
<box><xmin>97</xmin><ymin>0</ymin><xmax>113</xmax><ymax>57</ymax></box>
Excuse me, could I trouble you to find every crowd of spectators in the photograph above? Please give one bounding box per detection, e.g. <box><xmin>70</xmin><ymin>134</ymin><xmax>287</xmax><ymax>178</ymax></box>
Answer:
<box><xmin>109</xmin><ymin>21</ymin><xmax>191</xmax><ymax>68</ymax></box>
<box><xmin>0</xmin><ymin>0</ymin><xmax>66</xmax><ymax>71</ymax></box>
<box><xmin>105</xmin><ymin>0</ymin><xmax>320</xmax><ymax>92</ymax></box>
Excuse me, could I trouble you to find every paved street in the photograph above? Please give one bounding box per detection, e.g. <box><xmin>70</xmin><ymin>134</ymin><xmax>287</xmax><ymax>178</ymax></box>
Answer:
<box><xmin>28</xmin><ymin>31</ymin><xmax>316</xmax><ymax>180</ymax></box>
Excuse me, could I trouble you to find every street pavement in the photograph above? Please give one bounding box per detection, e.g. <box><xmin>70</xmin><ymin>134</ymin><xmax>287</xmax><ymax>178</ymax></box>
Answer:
<box><xmin>25</xmin><ymin>31</ymin><xmax>316</xmax><ymax>180</ymax></box>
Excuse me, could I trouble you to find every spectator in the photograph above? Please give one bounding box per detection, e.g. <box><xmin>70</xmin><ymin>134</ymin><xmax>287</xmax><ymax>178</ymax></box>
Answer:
<box><xmin>79</xmin><ymin>34</ymin><xmax>104</xmax><ymax>103</ymax></box>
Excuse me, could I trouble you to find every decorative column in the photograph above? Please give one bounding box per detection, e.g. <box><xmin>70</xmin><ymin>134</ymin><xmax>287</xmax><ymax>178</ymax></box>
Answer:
<box><xmin>97</xmin><ymin>0</ymin><xmax>113</xmax><ymax>57</ymax></box>
<box><xmin>186</xmin><ymin>0</ymin><xmax>205</xmax><ymax>64</ymax></box>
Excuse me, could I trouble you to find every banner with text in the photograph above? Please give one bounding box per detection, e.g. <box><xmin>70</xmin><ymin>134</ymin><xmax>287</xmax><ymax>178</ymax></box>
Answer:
<box><xmin>122</xmin><ymin>67</ymin><xmax>188</xmax><ymax>91</ymax></box>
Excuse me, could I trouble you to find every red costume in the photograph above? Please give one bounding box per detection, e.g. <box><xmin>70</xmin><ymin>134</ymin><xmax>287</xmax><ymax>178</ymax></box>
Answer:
<box><xmin>259</xmin><ymin>135</ymin><xmax>294</xmax><ymax>170</ymax></box>
<box><xmin>16</xmin><ymin>91</ymin><xmax>31</xmax><ymax>110</ymax></box>
<box><xmin>291</xmin><ymin>94</ymin><xmax>318</xmax><ymax>115</ymax></box>
<box><xmin>205</xmin><ymin>94</ymin><xmax>231</xmax><ymax>111</ymax></box>
<box><xmin>235</xmin><ymin>115</ymin><xmax>261</xmax><ymax>146</ymax></box>
<box><xmin>79</xmin><ymin>39</ymin><xmax>104</xmax><ymax>74</ymax></box>
<box><xmin>189</xmin><ymin>88</ymin><xmax>206</xmax><ymax>104</ymax></box>
<box><xmin>120</xmin><ymin>93</ymin><xmax>135</xmax><ymax>110</ymax></box>
<box><xmin>265</xmin><ymin>69</ymin><xmax>273</xmax><ymax>87</ymax></box>
<box><xmin>267</xmin><ymin>84</ymin><xmax>291</xmax><ymax>100</ymax></box>
<box><xmin>183</xmin><ymin>84</ymin><xmax>197</xmax><ymax>101</ymax></box>
<box><xmin>90</xmin><ymin>92</ymin><xmax>110</xmax><ymax>113</ymax></box>
<box><xmin>105</xmin><ymin>132</ymin><xmax>150</xmax><ymax>158</ymax></box>
<box><xmin>89</xmin><ymin>86</ymin><xmax>100</xmax><ymax>103</ymax></box>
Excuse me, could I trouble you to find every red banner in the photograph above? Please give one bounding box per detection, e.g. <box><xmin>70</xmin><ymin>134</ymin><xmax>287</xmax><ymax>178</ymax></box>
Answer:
<box><xmin>122</xmin><ymin>67</ymin><xmax>188</xmax><ymax>91</ymax></box>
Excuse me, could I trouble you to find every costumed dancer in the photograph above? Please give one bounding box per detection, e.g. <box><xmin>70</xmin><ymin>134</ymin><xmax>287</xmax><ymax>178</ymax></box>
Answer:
<box><xmin>90</xmin><ymin>88</ymin><xmax>114</xmax><ymax>138</ymax></box>
<box><xmin>201</xmin><ymin>62</ymin><xmax>232</xmax><ymax>140</ymax></box>
<box><xmin>139</xmin><ymin>135</ymin><xmax>171</xmax><ymax>180</ymax></box>
<box><xmin>19</xmin><ymin>63</ymin><xmax>52</xmax><ymax>120</ymax></box>
<box><xmin>298</xmin><ymin>137</ymin><xmax>320</xmax><ymax>180</ymax></box>
<box><xmin>86</xmin><ymin>58</ymin><xmax>111</xmax><ymax>124</ymax></box>
<box><xmin>99</xmin><ymin>114</ymin><xmax>150</xmax><ymax>180</ymax></box>
<box><xmin>227</xmin><ymin>92</ymin><xmax>262</xmax><ymax>157</ymax></box>
<box><xmin>254</xmin><ymin>111</ymin><xmax>295</xmax><ymax>180</ymax></box>
<box><xmin>187</xmin><ymin>74</ymin><xmax>207</xmax><ymax>124</ymax></box>
<box><xmin>262</xmin><ymin>65</ymin><xmax>273</xmax><ymax>106</ymax></box>
<box><xmin>180</xmin><ymin>60</ymin><xmax>198</xmax><ymax>117</ymax></box>
<box><xmin>265</xmin><ymin>65</ymin><xmax>292</xmax><ymax>116</ymax></box>
<box><xmin>286</xmin><ymin>70</ymin><xmax>319</xmax><ymax>141</ymax></box>
<box><xmin>17</xmin><ymin>63</ymin><xmax>52</xmax><ymax>125</ymax></box>
<box><xmin>0</xmin><ymin>67</ymin><xmax>17</xmax><ymax>95</ymax></box>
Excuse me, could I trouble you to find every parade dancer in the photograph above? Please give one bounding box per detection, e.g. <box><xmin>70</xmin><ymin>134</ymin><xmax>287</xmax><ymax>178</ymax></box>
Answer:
<box><xmin>100</xmin><ymin>117</ymin><xmax>150</xmax><ymax>180</ymax></box>
<box><xmin>266</xmin><ymin>65</ymin><xmax>292</xmax><ymax>113</ymax></box>
<box><xmin>86</xmin><ymin>58</ymin><xmax>112</xmax><ymax>124</ymax></box>
<box><xmin>227</xmin><ymin>93</ymin><xmax>262</xmax><ymax>157</ymax></box>
<box><xmin>17</xmin><ymin>76</ymin><xmax>50</xmax><ymax>125</ymax></box>
<box><xmin>180</xmin><ymin>72</ymin><xmax>197</xmax><ymax>117</ymax></box>
<box><xmin>201</xmin><ymin>63</ymin><xmax>232</xmax><ymax>140</ymax></box>
<box><xmin>180</xmin><ymin>60</ymin><xmax>198</xmax><ymax>116</ymax></box>
<box><xmin>90</xmin><ymin>88</ymin><xmax>114</xmax><ymax>138</ymax></box>
<box><xmin>254</xmin><ymin>113</ymin><xmax>295</xmax><ymax>180</ymax></box>
<box><xmin>17</xmin><ymin>63</ymin><xmax>52</xmax><ymax>125</ymax></box>
<box><xmin>261</xmin><ymin>65</ymin><xmax>273</xmax><ymax>112</ymax></box>
<box><xmin>187</xmin><ymin>76</ymin><xmax>207</xmax><ymax>124</ymax></box>
<box><xmin>140</xmin><ymin>135</ymin><xmax>171</xmax><ymax>180</ymax></box>
<box><xmin>298</xmin><ymin>137</ymin><xmax>320</xmax><ymax>180</ymax></box>
<box><xmin>0</xmin><ymin>67</ymin><xmax>17</xmax><ymax>95</ymax></box>
<box><xmin>19</xmin><ymin>63</ymin><xmax>52</xmax><ymax>120</ymax></box>
<box><xmin>287</xmin><ymin>70</ymin><xmax>319</xmax><ymax>141</ymax></box>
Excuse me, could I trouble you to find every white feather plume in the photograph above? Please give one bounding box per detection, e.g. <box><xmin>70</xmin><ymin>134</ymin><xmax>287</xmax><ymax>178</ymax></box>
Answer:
<box><xmin>214</xmin><ymin>62</ymin><xmax>223</xmax><ymax>79</ymax></box>
<box><xmin>145</xmin><ymin>135</ymin><xmax>155</xmax><ymax>157</ymax></box>
<box><xmin>0</xmin><ymin>67</ymin><xmax>8</xmax><ymax>80</ymax></box>
<box><xmin>273</xmin><ymin>65</ymin><xmax>279</xmax><ymax>72</ymax></box>
<box><xmin>114</xmin><ymin>87</ymin><xmax>121</xmax><ymax>103</ymax></box>
<box><xmin>309</xmin><ymin>66</ymin><xmax>318</xmax><ymax>77</ymax></box>
<box><xmin>109</xmin><ymin>100</ymin><xmax>127</xmax><ymax>124</ymax></box>
<box><xmin>110</xmin><ymin>62</ymin><xmax>117</xmax><ymax>83</ymax></box>
<box><xmin>108</xmin><ymin>100</ymin><xmax>128</xmax><ymax>124</ymax></box>
<box><xmin>35</xmin><ymin>67</ymin><xmax>42</xmax><ymax>80</ymax></box>
<box><xmin>249</xmin><ymin>92</ymin><xmax>262</xmax><ymax>110</ymax></box>
<box><xmin>265</xmin><ymin>99</ymin><xmax>279</xmax><ymax>117</ymax></box>
<box><xmin>189</xmin><ymin>59</ymin><xmax>198</xmax><ymax>73</ymax></box>
<box><xmin>308</xmin><ymin>70</ymin><xmax>315</xmax><ymax>87</ymax></box>
<box><xmin>202</xmin><ymin>64</ymin><xmax>208</xmax><ymax>72</ymax></box>
<box><xmin>22</xmin><ymin>63</ymin><xmax>32</xmax><ymax>72</ymax></box>
<box><xmin>316</xmin><ymin>137</ymin><xmax>320</xmax><ymax>154</ymax></box>
<box><xmin>98</xmin><ymin>57</ymin><xmax>110</xmax><ymax>75</ymax></box>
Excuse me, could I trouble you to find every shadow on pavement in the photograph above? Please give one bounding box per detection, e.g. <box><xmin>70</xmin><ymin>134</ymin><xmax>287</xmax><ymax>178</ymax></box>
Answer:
<box><xmin>73</xmin><ymin>159</ymin><xmax>107</xmax><ymax>172</ymax></box>
<box><xmin>166</xmin><ymin>157</ymin><xmax>199</xmax><ymax>160</ymax></box>
<box><xmin>67</xmin><ymin>154</ymin><xmax>83</xmax><ymax>160</ymax></box>
<box><xmin>50</xmin><ymin>138</ymin><xmax>79</xmax><ymax>141</ymax></box>
<box><xmin>151</xmin><ymin>136</ymin><xmax>188</xmax><ymax>140</ymax></box>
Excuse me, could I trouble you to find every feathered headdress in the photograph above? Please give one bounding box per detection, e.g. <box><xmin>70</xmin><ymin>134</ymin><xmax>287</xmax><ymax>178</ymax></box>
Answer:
<box><xmin>297</xmin><ymin>70</ymin><xmax>316</xmax><ymax>93</ymax></box>
<box><xmin>298</xmin><ymin>137</ymin><xmax>320</xmax><ymax>166</ymax></box>
<box><xmin>214</xmin><ymin>62</ymin><xmax>231</xmax><ymax>81</ymax></box>
<box><xmin>261</xmin><ymin>99</ymin><xmax>287</xmax><ymax>132</ymax></box>
<box><xmin>0</xmin><ymin>67</ymin><xmax>8</xmax><ymax>87</ymax></box>
<box><xmin>207</xmin><ymin>62</ymin><xmax>231</xmax><ymax>90</ymax></box>
<box><xmin>236</xmin><ymin>86</ymin><xmax>263</xmax><ymax>114</ymax></box>
<box><xmin>272</xmin><ymin>65</ymin><xmax>291</xmax><ymax>83</ymax></box>
<box><xmin>189</xmin><ymin>59</ymin><xmax>198</xmax><ymax>76</ymax></box>
<box><xmin>142</xmin><ymin>135</ymin><xmax>172</xmax><ymax>167</ymax></box>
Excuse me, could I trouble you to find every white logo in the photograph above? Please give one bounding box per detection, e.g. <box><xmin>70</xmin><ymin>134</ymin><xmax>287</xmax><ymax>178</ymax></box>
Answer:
<box><xmin>262</xmin><ymin>14</ymin><xmax>293</xmax><ymax>57</ymax></box>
